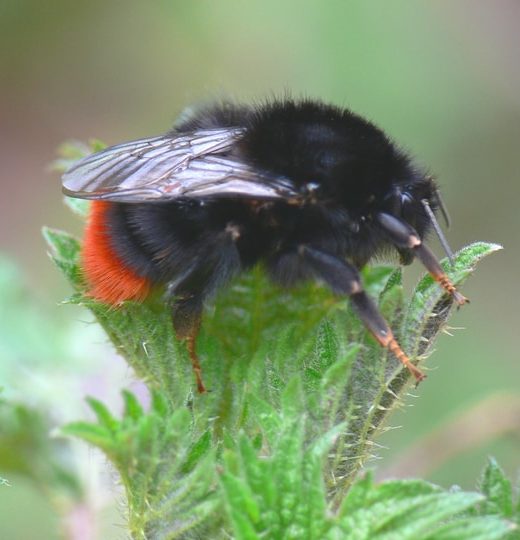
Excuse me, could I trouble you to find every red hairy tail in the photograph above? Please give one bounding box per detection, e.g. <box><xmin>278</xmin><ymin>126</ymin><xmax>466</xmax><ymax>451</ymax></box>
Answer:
<box><xmin>82</xmin><ymin>201</ymin><xmax>151</xmax><ymax>305</ymax></box>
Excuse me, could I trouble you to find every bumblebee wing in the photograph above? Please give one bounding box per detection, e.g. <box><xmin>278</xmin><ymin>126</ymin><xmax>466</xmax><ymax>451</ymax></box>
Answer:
<box><xmin>62</xmin><ymin>128</ymin><xmax>298</xmax><ymax>202</ymax></box>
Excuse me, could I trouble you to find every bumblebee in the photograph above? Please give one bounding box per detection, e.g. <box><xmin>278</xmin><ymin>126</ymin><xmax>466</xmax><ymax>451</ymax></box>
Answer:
<box><xmin>63</xmin><ymin>98</ymin><xmax>466</xmax><ymax>392</ymax></box>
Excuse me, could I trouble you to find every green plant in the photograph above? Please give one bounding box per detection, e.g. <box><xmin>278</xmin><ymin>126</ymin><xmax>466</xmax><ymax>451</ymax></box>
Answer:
<box><xmin>33</xmin><ymin>141</ymin><xmax>519</xmax><ymax>538</ymax></box>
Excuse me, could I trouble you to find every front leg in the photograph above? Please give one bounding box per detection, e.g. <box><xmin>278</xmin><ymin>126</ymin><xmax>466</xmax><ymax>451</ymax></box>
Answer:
<box><xmin>300</xmin><ymin>246</ymin><xmax>426</xmax><ymax>383</ymax></box>
<box><xmin>376</xmin><ymin>212</ymin><xmax>468</xmax><ymax>306</ymax></box>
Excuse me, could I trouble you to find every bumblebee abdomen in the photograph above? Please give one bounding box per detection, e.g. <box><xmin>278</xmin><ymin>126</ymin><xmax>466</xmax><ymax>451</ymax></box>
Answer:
<box><xmin>82</xmin><ymin>201</ymin><xmax>152</xmax><ymax>305</ymax></box>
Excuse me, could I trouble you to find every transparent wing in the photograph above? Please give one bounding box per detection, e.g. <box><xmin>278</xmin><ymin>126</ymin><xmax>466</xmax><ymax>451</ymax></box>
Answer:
<box><xmin>62</xmin><ymin>127</ymin><xmax>298</xmax><ymax>202</ymax></box>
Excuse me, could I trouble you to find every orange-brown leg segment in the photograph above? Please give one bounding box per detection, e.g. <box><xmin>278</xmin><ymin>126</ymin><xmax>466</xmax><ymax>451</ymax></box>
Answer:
<box><xmin>378</xmin><ymin>329</ymin><xmax>426</xmax><ymax>382</ymax></box>
<box><xmin>349</xmin><ymin>291</ymin><xmax>426</xmax><ymax>383</ymax></box>
<box><xmin>414</xmin><ymin>243</ymin><xmax>468</xmax><ymax>306</ymax></box>
<box><xmin>186</xmin><ymin>327</ymin><xmax>207</xmax><ymax>394</ymax></box>
<box><xmin>172</xmin><ymin>299</ymin><xmax>207</xmax><ymax>394</ymax></box>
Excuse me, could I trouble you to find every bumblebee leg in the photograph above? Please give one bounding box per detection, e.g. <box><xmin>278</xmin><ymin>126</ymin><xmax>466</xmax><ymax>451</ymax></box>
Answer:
<box><xmin>376</xmin><ymin>212</ymin><xmax>468</xmax><ymax>306</ymax></box>
<box><xmin>301</xmin><ymin>246</ymin><xmax>426</xmax><ymax>383</ymax></box>
<box><xmin>172</xmin><ymin>297</ymin><xmax>207</xmax><ymax>394</ymax></box>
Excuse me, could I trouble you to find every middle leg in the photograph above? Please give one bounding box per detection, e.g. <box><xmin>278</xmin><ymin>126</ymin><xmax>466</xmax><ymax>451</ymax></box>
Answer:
<box><xmin>298</xmin><ymin>245</ymin><xmax>426</xmax><ymax>382</ymax></box>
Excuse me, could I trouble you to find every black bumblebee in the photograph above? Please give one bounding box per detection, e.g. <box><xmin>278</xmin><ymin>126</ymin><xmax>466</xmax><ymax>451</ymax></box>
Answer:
<box><xmin>63</xmin><ymin>98</ymin><xmax>467</xmax><ymax>392</ymax></box>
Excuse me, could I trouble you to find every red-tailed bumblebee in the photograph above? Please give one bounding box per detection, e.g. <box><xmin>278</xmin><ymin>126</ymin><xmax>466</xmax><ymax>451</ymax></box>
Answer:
<box><xmin>62</xmin><ymin>98</ymin><xmax>467</xmax><ymax>393</ymax></box>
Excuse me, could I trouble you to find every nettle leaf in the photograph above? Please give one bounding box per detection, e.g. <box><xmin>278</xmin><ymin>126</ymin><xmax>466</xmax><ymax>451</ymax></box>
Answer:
<box><xmin>479</xmin><ymin>457</ymin><xmax>514</xmax><ymax>518</ymax></box>
<box><xmin>220</xmin><ymin>454</ymin><xmax>515</xmax><ymax>540</ymax></box>
<box><xmin>335</xmin><ymin>474</ymin><xmax>514</xmax><ymax>540</ymax></box>
<box><xmin>403</xmin><ymin>242</ymin><xmax>502</xmax><ymax>360</ymax></box>
<box><xmin>42</xmin><ymin>227</ymin><xmax>83</xmax><ymax>287</ymax></box>
<box><xmin>429</xmin><ymin>517</ymin><xmax>514</xmax><ymax>540</ymax></box>
<box><xmin>64</xmin><ymin>196</ymin><xmax>90</xmax><ymax>218</ymax></box>
<box><xmin>63</xmin><ymin>421</ymin><xmax>112</xmax><ymax>451</ymax></box>
<box><xmin>327</xmin><ymin>242</ymin><xmax>502</xmax><ymax>502</ymax></box>
<box><xmin>220</xmin><ymin>407</ymin><xmax>338</xmax><ymax>540</ymax></box>
<box><xmin>52</xmin><ymin>139</ymin><xmax>106</xmax><ymax>174</ymax></box>
<box><xmin>64</xmin><ymin>390</ymin><xmax>220</xmax><ymax>539</ymax></box>
<box><xmin>474</xmin><ymin>458</ymin><xmax>520</xmax><ymax>538</ymax></box>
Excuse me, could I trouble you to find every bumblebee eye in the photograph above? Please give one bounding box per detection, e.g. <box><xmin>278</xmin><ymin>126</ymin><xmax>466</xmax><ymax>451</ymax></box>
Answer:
<box><xmin>316</xmin><ymin>150</ymin><xmax>338</xmax><ymax>171</ymax></box>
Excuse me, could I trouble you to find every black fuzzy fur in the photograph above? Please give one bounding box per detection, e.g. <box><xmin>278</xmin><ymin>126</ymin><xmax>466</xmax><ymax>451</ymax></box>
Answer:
<box><xmin>105</xmin><ymin>98</ymin><xmax>438</xmax><ymax>330</ymax></box>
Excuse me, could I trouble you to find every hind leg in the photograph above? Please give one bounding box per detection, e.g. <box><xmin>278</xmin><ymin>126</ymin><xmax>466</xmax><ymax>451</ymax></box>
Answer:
<box><xmin>168</xmin><ymin>237</ymin><xmax>242</xmax><ymax>393</ymax></box>
<box><xmin>172</xmin><ymin>295</ymin><xmax>206</xmax><ymax>393</ymax></box>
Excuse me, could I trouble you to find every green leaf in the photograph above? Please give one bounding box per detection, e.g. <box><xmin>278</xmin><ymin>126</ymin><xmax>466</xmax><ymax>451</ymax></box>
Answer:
<box><xmin>63</xmin><ymin>391</ymin><xmax>221</xmax><ymax>539</ymax></box>
<box><xmin>122</xmin><ymin>390</ymin><xmax>144</xmax><ymax>421</ymax></box>
<box><xmin>52</xmin><ymin>138</ymin><xmax>106</xmax><ymax>173</ymax></box>
<box><xmin>427</xmin><ymin>516</ymin><xmax>514</xmax><ymax>540</ymax></box>
<box><xmin>371</xmin><ymin>492</ymin><xmax>483</xmax><ymax>538</ymax></box>
<box><xmin>42</xmin><ymin>226</ymin><xmax>81</xmax><ymax>263</ymax></box>
<box><xmin>475</xmin><ymin>458</ymin><xmax>520</xmax><ymax>538</ymax></box>
<box><xmin>479</xmin><ymin>457</ymin><xmax>514</xmax><ymax>518</ymax></box>
<box><xmin>337</xmin><ymin>483</ymin><xmax>512</xmax><ymax>540</ymax></box>
<box><xmin>220</xmin><ymin>469</ymin><xmax>261</xmax><ymax>527</ymax></box>
<box><xmin>339</xmin><ymin>476</ymin><xmax>441</xmax><ymax>517</ymax></box>
<box><xmin>150</xmin><ymin>390</ymin><xmax>169</xmax><ymax>417</ymax></box>
<box><xmin>64</xmin><ymin>196</ymin><xmax>90</xmax><ymax>218</ymax></box>
<box><xmin>220</xmin><ymin>410</ymin><xmax>338</xmax><ymax>539</ymax></box>
<box><xmin>414</xmin><ymin>242</ymin><xmax>502</xmax><ymax>298</ymax></box>
<box><xmin>181</xmin><ymin>430</ymin><xmax>212</xmax><ymax>473</ymax></box>
<box><xmin>42</xmin><ymin>226</ymin><xmax>82</xmax><ymax>287</ymax></box>
<box><xmin>86</xmin><ymin>396</ymin><xmax>119</xmax><ymax>432</ymax></box>
<box><xmin>337</xmin><ymin>472</ymin><xmax>375</xmax><ymax>516</ymax></box>
<box><xmin>404</xmin><ymin>242</ymin><xmax>502</xmax><ymax>359</ymax></box>
<box><xmin>320</xmin><ymin>343</ymin><xmax>359</xmax><ymax>390</ymax></box>
<box><xmin>323</xmin><ymin>242</ymin><xmax>502</xmax><ymax>498</ymax></box>
<box><xmin>249</xmin><ymin>394</ymin><xmax>283</xmax><ymax>445</ymax></box>
<box><xmin>62</xmin><ymin>421</ymin><xmax>112</xmax><ymax>450</ymax></box>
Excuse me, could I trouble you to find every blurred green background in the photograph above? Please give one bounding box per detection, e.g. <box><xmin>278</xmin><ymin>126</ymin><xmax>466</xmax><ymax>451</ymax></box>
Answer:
<box><xmin>1</xmin><ymin>1</ymin><xmax>519</xmax><ymax>538</ymax></box>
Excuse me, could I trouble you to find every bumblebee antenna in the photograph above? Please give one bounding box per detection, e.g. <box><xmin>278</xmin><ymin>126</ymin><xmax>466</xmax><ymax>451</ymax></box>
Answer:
<box><xmin>434</xmin><ymin>187</ymin><xmax>451</xmax><ymax>228</ymax></box>
<box><xmin>425</xmin><ymin>176</ymin><xmax>451</xmax><ymax>228</ymax></box>
<box><xmin>422</xmin><ymin>199</ymin><xmax>455</xmax><ymax>266</ymax></box>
